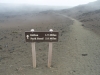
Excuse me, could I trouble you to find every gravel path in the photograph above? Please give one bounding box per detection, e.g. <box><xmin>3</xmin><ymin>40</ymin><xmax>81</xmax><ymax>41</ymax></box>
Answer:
<box><xmin>57</xmin><ymin>14</ymin><xmax>100</xmax><ymax>75</ymax></box>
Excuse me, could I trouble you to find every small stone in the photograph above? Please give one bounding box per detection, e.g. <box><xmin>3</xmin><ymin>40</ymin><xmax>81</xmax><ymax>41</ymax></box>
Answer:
<box><xmin>82</xmin><ymin>54</ymin><xmax>88</xmax><ymax>56</ymax></box>
<box><xmin>0</xmin><ymin>38</ymin><xmax>3</xmax><ymax>40</ymax></box>
<box><xmin>73</xmin><ymin>70</ymin><xmax>76</xmax><ymax>72</ymax></box>
<box><xmin>0</xmin><ymin>47</ymin><xmax>2</xmax><ymax>49</ymax></box>
<box><xmin>82</xmin><ymin>24</ymin><xmax>84</xmax><ymax>26</ymax></box>
<box><xmin>39</xmin><ymin>49</ymin><xmax>41</xmax><ymax>50</ymax></box>
<box><xmin>5</xmin><ymin>45</ymin><xmax>8</xmax><ymax>47</ymax></box>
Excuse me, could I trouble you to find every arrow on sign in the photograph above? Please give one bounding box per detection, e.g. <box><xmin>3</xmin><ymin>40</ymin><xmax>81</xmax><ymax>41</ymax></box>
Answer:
<box><xmin>26</xmin><ymin>35</ymin><xmax>29</xmax><ymax>39</ymax></box>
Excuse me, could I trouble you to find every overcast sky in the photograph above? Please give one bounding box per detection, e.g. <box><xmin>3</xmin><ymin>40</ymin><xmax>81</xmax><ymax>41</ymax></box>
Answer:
<box><xmin>0</xmin><ymin>0</ymin><xmax>97</xmax><ymax>6</ymax></box>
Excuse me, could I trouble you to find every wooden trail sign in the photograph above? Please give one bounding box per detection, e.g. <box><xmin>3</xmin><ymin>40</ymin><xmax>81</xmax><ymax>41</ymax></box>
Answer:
<box><xmin>25</xmin><ymin>32</ymin><xmax>58</xmax><ymax>42</ymax></box>
<box><xmin>25</xmin><ymin>29</ymin><xmax>59</xmax><ymax>68</ymax></box>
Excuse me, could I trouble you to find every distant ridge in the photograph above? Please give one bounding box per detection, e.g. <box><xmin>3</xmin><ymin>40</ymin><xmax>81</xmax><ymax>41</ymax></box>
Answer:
<box><xmin>59</xmin><ymin>0</ymin><xmax>100</xmax><ymax>18</ymax></box>
<box><xmin>0</xmin><ymin>3</ymin><xmax>70</xmax><ymax>12</ymax></box>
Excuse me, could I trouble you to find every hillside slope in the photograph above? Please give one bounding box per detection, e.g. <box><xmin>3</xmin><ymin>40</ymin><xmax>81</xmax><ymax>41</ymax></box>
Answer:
<box><xmin>60</xmin><ymin>0</ymin><xmax>100</xmax><ymax>18</ymax></box>
<box><xmin>76</xmin><ymin>9</ymin><xmax>100</xmax><ymax>35</ymax></box>
<box><xmin>58</xmin><ymin>0</ymin><xmax>100</xmax><ymax>35</ymax></box>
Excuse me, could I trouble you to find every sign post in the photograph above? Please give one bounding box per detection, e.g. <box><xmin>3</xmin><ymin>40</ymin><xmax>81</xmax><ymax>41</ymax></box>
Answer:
<box><xmin>48</xmin><ymin>29</ymin><xmax>53</xmax><ymax>68</ymax></box>
<box><xmin>31</xmin><ymin>29</ymin><xmax>36</xmax><ymax>68</ymax></box>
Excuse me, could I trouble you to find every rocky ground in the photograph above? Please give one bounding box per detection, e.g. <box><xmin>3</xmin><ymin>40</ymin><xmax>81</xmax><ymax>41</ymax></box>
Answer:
<box><xmin>0</xmin><ymin>12</ymin><xmax>73</xmax><ymax>75</ymax></box>
<box><xmin>76</xmin><ymin>9</ymin><xmax>100</xmax><ymax>35</ymax></box>
<box><xmin>0</xmin><ymin>11</ymin><xmax>100</xmax><ymax>75</ymax></box>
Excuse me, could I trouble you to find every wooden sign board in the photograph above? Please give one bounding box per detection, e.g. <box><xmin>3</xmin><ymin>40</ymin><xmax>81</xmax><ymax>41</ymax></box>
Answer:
<box><xmin>25</xmin><ymin>31</ymin><xmax>58</xmax><ymax>42</ymax></box>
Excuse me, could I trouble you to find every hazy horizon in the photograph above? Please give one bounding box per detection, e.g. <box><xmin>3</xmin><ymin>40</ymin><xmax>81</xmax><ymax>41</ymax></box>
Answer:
<box><xmin>0</xmin><ymin>0</ymin><xmax>97</xmax><ymax>7</ymax></box>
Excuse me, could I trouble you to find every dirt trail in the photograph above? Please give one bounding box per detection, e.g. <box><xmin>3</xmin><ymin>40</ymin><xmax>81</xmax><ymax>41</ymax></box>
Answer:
<box><xmin>58</xmin><ymin>14</ymin><xmax>100</xmax><ymax>75</ymax></box>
